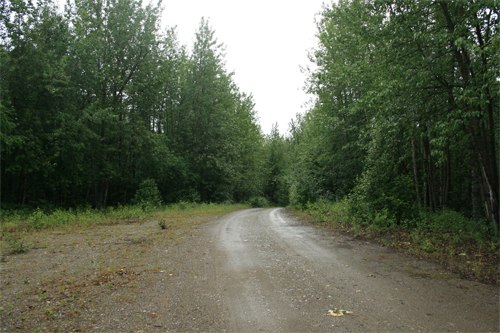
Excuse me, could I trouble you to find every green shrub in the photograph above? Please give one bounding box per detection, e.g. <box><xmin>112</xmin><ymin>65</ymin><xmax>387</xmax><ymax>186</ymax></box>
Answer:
<box><xmin>50</xmin><ymin>209</ymin><xmax>73</xmax><ymax>226</ymax></box>
<box><xmin>177</xmin><ymin>201</ymin><xmax>192</xmax><ymax>210</ymax></box>
<box><xmin>303</xmin><ymin>199</ymin><xmax>352</xmax><ymax>226</ymax></box>
<box><xmin>372</xmin><ymin>208</ymin><xmax>396</xmax><ymax>229</ymax></box>
<box><xmin>28</xmin><ymin>208</ymin><xmax>47</xmax><ymax>229</ymax></box>
<box><xmin>134</xmin><ymin>179</ymin><xmax>163</xmax><ymax>211</ymax></box>
<box><xmin>415</xmin><ymin>209</ymin><xmax>493</xmax><ymax>246</ymax></box>
<box><xmin>248</xmin><ymin>196</ymin><xmax>270</xmax><ymax>208</ymax></box>
<box><xmin>158</xmin><ymin>220</ymin><xmax>168</xmax><ymax>230</ymax></box>
<box><xmin>4</xmin><ymin>234</ymin><xmax>30</xmax><ymax>254</ymax></box>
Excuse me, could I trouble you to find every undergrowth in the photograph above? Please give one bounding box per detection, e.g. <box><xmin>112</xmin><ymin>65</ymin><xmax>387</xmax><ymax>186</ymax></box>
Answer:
<box><xmin>298</xmin><ymin>200</ymin><xmax>499</xmax><ymax>284</ymax></box>
<box><xmin>0</xmin><ymin>203</ymin><xmax>246</xmax><ymax>235</ymax></box>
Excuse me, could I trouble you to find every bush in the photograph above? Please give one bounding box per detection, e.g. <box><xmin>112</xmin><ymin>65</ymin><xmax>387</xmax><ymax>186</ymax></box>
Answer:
<box><xmin>134</xmin><ymin>179</ymin><xmax>163</xmax><ymax>211</ymax></box>
<box><xmin>248</xmin><ymin>196</ymin><xmax>270</xmax><ymax>208</ymax></box>
<box><xmin>304</xmin><ymin>199</ymin><xmax>352</xmax><ymax>225</ymax></box>
<box><xmin>372</xmin><ymin>208</ymin><xmax>397</xmax><ymax>229</ymax></box>
<box><xmin>4</xmin><ymin>234</ymin><xmax>30</xmax><ymax>254</ymax></box>
<box><xmin>158</xmin><ymin>219</ymin><xmax>168</xmax><ymax>230</ymax></box>
<box><xmin>28</xmin><ymin>208</ymin><xmax>47</xmax><ymax>229</ymax></box>
<box><xmin>415</xmin><ymin>209</ymin><xmax>493</xmax><ymax>246</ymax></box>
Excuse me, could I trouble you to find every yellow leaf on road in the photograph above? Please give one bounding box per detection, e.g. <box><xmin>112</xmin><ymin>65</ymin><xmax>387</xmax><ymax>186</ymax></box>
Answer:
<box><xmin>327</xmin><ymin>308</ymin><xmax>353</xmax><ymax>317</ymax></box>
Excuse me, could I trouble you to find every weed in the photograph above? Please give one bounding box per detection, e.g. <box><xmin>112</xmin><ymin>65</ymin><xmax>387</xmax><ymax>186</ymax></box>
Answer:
<box><xmin>0</xmin><ymin>303</ymin><xmax>15</xmax><ymax>312</ymax></box>
<box><xmin>176</xmin><ymin>201</ymin><xmax>192</xmax><ymax>210</ymax></box>
<box><xmin>158</xmin><ymin>220</ymin><xmax>168</xmax><ymax>230</ymax></box>
<box><xmin>45</xmin><ymin>307</ymin><xmax>57</xmax><ymax>320</ymax></box>
<box><xmin>28</xmin><ymin>208</ymin><xmax>47</xmax><ymax>229</ymax></box>
<box><xmin>4</xmin><ymin>234</ymin><xmax>30</xmax><ymax>254</ymax></box>
<box><xmin>419</xmin><ymin>239</ymin><xmax>435</xmax><ymax>253</ymax></box>
<box><xmin>373</xmin><ymin>209</ymin><xmax>396</xmax><ymax>229</ymax></box>
<box><xmin>36</xmin><ymin>292</ymin><xmax>48</xmax><ymax>300</ymax></box>
<box><xmin>1</xmin><ymin>203</ymin><xmax>248</xmax><ymax>236</ymax></box>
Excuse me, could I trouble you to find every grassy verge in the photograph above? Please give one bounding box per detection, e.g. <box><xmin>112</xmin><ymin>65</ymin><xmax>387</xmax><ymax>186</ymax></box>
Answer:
<box><xmin>293</xmin><ymin>200</ymin><xmax>499</xmax><ymax>284</ymax></box>
<box><xmin>0</xmin><ymin>202</ymin><xmax>247</xmax><ymax>254</ymax></box>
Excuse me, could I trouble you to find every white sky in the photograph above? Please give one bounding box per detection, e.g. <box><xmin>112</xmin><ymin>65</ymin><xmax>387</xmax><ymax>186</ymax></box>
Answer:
<box><xmin>161</xmin><ymin>0</ymin><xmax>325</xmax><ymax>135</ymax></box>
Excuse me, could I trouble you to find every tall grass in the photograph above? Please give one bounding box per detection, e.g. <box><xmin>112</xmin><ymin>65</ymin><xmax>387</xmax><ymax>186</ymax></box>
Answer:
<box><xmin>1</xmin><ymin>203</ymin><xmax>247</xmax><ymax>234</ymax></box>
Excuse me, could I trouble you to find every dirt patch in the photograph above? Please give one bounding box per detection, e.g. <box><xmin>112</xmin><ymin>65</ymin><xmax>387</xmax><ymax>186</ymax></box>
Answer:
<box><xmin>0</xmin><ymin>211</ymin><xmax>230</xmax><ymax>332</ymax></box>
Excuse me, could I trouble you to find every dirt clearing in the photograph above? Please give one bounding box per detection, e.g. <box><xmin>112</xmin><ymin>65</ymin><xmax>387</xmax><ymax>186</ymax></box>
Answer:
<box><xmin>0</xmin><ymin>206</ymin><xmax>235</xmax><ymax>332</ymax></box>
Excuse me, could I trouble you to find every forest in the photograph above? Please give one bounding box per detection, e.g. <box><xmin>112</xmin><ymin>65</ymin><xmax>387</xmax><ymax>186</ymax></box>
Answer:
<box><xmin>1</xmin><ymin>0</ymin><xmax>266</xmax><ymax>208</ymax></box>
<box><xmin>1</xmin><ymin>0</ymin><xmax>499</xmax><ymax>236</ymax></box>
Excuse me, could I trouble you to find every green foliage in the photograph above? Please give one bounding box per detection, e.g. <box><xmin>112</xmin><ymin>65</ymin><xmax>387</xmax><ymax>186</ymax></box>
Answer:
<box><xmin>1</xmin><ymin>206</ymin><xmax>146</xmax><ymax>232</ymax></box>
<box><xmin>263</xmin><ymin>124</ymin><xmax>289</xmax><ymax>206</ymax></box>
<box><xmin>1</xmin><ymin>1</ymin><xmax>266</xmax><ymax>208</ymax></box>
<box><xmin>3</xmin><ymin>234</ymin><xmax>30</xmax><ymax>254</ymax></box>
<box><xmin>1</xmin><ymin>0</ymin><xmax>497</xmax><ymax>238</ymax></box>
<box><xmin>304</xmin><ymin>200</ymin><xmax>352</xmax><ymax>225</ymax></box>
<box><xmin>302</xmin><ymin>200</ymin><xmax>497</xmax><ymax>257</ymax></box>
<box><xmin>28</xmin><ymin>208</ymin><xmax>48</xmax><ymax>230</ymax></box>
<box><xmin>248</xmin><ymin>196</ymin><xmax>270</xmax><ymax>208</ymax></box>
<box><xmin>172</xmin><ymin>201</ymin><xmax>195</xmax><ymax>211</ymax></box>
<box><xmin>415</xmin><ymin>210</ymin><xmax>494</xmax><ymax>246</ymax></box>
<box><xmin>158</xmin><ymin>219</ymin><xmax>167</xmax><ymax>230</ymax></box>
<box><xmin>133</xmin><ymin>179</ymin><xmax>162</xmax><ymax>211</ymax></box>
<box><xmin>287</xmin><ymin>0</ymin><xmax>498</xmax><ymax>234</ymax></box>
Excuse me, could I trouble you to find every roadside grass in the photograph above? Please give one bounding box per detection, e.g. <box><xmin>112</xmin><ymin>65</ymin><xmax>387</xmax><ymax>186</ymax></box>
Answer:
<box><xmin>293</xmin><ymin>200</ymin><xmax>499</xmax><ymax>284</ymax></box>
<box><xmin>0</xmin><ymin>203</ymin><xmax>247</xmax><ymax>255</ymax></box>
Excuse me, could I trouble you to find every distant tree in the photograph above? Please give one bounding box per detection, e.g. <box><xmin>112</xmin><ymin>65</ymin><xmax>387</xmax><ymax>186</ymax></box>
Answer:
<box><xmin>177</xmin><ymin>18</ymin><xmax>265</xmax><ymax>202</ymax></box>
<box><xmin>263</xmin><ymin>124</ymin><xmax>289</xmax><ymax>206</ymax></box>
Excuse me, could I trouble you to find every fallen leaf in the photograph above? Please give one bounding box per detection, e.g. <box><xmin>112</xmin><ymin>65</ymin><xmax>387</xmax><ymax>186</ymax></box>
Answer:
<box><xmin>327</xmin><ymin>308</ymin><xmax>353</xmax><ymax>317</ymax></box>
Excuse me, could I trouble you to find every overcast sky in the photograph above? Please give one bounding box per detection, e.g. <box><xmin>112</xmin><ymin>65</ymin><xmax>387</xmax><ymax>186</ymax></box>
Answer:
<box><xmin>161</xmin><ymin>0</ymin><xmax>325</xmax><ymax>135</ymax></box>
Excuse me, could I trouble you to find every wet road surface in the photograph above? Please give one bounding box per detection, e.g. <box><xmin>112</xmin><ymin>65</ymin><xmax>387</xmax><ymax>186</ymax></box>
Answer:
<box><xmin>208</xmin><ymin>208</ymin><xmax>498</xmax><ymax>332</ymax></box>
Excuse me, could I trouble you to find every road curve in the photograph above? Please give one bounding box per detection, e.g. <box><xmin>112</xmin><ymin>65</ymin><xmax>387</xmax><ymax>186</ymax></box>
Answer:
<box><xmin>207</xmin><ymin>208</ymin><xmax>498</xmax><ymax>332</ymax></box>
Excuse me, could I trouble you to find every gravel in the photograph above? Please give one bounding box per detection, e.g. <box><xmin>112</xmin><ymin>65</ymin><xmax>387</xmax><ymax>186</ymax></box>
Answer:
<box><xmin>1</xmin><ymin>208</ymin><xmax>498</xmax><ymax>332</ymax></box>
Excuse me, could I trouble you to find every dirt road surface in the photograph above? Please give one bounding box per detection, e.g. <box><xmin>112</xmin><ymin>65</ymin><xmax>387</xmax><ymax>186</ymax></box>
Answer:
<box><xmin>1</xmin><ymin>208</ymin><xmax>498</xmax><ymax>332</ymax></box>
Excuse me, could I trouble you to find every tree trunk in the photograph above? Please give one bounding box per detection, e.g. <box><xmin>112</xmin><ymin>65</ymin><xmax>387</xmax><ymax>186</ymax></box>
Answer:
<box><xmin>422</xmin><ymin>133</ymin><xmax>437</xmax><ymax>211</ymax></box>
<box><xmin>103</xmin><ymin>179</ymin><xmax>109</xmax><ymax>209</ymax></box>
<box><xmin>411</xmin><ymin>137</ymin><xmax>421</xmax><ymax>207</ymax></box>
<box><xmin>438</xmin><ymin>147</ymin><xmax>450</xmax><ymax>209</ymax></box>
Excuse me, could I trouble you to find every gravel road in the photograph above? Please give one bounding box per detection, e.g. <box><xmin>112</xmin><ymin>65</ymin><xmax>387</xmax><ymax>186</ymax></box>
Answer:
<box><xmin>211</xmin><ymin>208</ymin><xmax>498</xmax><ymax>332</ymax></box>
<box><xmin>1</xmin><ymin>208</ymin><xmax>498</xmax><ymax>332</ymax></box>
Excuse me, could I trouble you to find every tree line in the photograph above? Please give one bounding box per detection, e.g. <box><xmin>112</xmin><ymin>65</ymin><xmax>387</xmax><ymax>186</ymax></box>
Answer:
<box><xmin>1</xmin><ymin>0</ymin><xmax>271</xmax><ymax>208</ymax></box>
<box><xmin>269</xmin><ymin>0</ymin><xmax>499</xmax><ymax>233</ymax></box>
